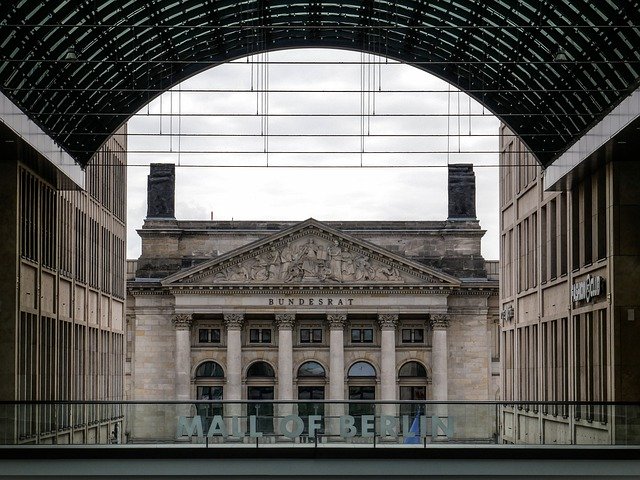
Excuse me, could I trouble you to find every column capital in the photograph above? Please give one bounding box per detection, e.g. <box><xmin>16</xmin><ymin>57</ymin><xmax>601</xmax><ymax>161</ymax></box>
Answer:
<box><xmin>223</xmin><ymin>313</ymin><xmax>245</xmax><ymax>330</ymax></box>
<box><xmin>327</xmin><ymin>313</ymin><xmax>347</xmax><ymax>330</ymax></box>
<box><xmin>430</xmin><ymin>314</ymin><xmax>450</xmax><ymax>330</ymax></box>
<box><xmin>172</xmin><ymin>313</ymin><xmax>193</xmax><ymax>330</ymax></box>
<box><xmin>378</xmin><ymin>313</ymin><xmax>398</xmax><ymax>330</ymax></box>
<box><xmin>275</xmin><ymin>313</ymin><xmax>296</xmax><ymax>330</ymax></box>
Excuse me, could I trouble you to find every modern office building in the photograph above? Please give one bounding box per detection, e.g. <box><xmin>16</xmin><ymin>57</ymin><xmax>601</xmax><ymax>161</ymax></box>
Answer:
<box><xmin>125</xmin><ymin>163</ymin><xmax>499</xmax><ymax>440</ymax></box>
<box><xmin>0</xmin><ymin>123</ymin><xmax>127</xmax><ymax>444</ymax></box>
<box><xmin>499</xmin><ymin>124</ymin><xmax>640</xmax><ymax>444</ymax></box>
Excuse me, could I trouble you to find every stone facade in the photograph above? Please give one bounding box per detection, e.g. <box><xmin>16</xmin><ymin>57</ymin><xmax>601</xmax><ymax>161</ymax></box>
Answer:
<box><xmin>499</xmin><ymin>124</ymin><xmax>640</xmax><ymax>445</ymax></box>
<box><xmin>126</xmin><ymin>164</ymin><xmax>499</xmax><ymax>441</ymax></box>
<box><xmin>0</xmin><ymin>123</ymin><xmax>127</xmax><ymax>444</ymax></box>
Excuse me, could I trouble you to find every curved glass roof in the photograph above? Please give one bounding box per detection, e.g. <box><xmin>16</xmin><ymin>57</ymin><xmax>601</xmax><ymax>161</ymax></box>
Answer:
<box><xmin>1</xmin><ymin>1</ymin><xmax>638</xmax><ymax>167</ymax></box>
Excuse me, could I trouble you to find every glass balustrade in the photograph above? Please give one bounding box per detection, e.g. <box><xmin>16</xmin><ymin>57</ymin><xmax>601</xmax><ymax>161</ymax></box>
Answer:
<box><xmin>0</xmin><ymin>401</ymin><xmax>638</xmax><ymax>447</ymax></box>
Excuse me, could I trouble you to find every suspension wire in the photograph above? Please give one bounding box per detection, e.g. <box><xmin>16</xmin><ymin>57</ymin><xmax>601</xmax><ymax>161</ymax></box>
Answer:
<box><xmin>178</xmin><ymin>81</ymin><xmax>182</xmax><ymax>166</ymax></box>
<box><xmin>88</xmin><ymin>163</ymin><xmax>543</xmax><ymax>168</ymax></box>
<box><xmin>446</xmin><ymin>83</ymin><xmax>451</xmax><ymax>165</ymax></box>
<box><xmin>71</xmin><ymin>50</ymin><xmax>589</xmax><ymax>166</ymax></box>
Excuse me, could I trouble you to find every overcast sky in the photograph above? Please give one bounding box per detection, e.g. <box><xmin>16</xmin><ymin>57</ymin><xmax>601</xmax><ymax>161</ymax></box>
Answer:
<box><xmin>126</xmin><ymin>48</ymin><xmax>500</xmax><ymax>260</ymax></box>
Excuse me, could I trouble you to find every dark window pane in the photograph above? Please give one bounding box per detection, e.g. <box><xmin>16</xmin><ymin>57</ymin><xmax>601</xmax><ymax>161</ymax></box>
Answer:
<box><xmin>399</xmin><ymin>386</ymin><xmax>425</xmax><ymax>426</ymax></box>
<box><xmin>261</xmin><ymin>329</ymin><xmax>271</xmax><ymax>343</ymax></box>
<box><xmin>199</xmin><ymin>329</ymin><xmax>209</xmax><ymax>343</ymax></box>
<box><xmin>300</xmin><ymin>329</ymin><xmax>310</xmax><ymax>343</ymax></box>
<box><xmin>195</xmin><ymin>361</ymin><xmax>224</xmax><ymax>378</ymax></box>
<box><xmin>250</xmin><ymin>329</ymin><xmax>260</xmax><ymax>343</ymax></box>
<box><xmin>348</xmin><ymin>386</ymin><xmax>375</xmax><ymax>434</ymax></box>
<box><xmin>298</xmin><ymin>387</ymin><xmax>325</xmax><ymax>434</ymax></box>
<box><xmin>363</xmin><ymin>329</ymin><xmax>373</xmax><ymax>343</ymax></box>
<box><xmin>210</xmin><ymin>329</ymin><xmax>221</xmax><ymax>343</ymax></box>
<box><xmin>399</xmin><ymin>361</ymin><xmax>427</xmax><ymax>378</ymax></box>
<box><xmin>196</xmin><ymin>386</ymin><xmax>223</xmax><ymax>418</ymax></box>
<box><xmin>197</xmin><ymin>386</ymin><xmax>223</xmax><ymax>401</ymax></box>
<box><xmin>351</xmin><ymin>329</ymin><xmax>361</xmax><ymax>342</ymax></box>
<box><xmin>413</xmin><ymin>329</ymin><xmax>424</xmax><ymax>343</ymax></box>
<box><xmin>312</xmin><ymin>329</ymin><xmax>322</xmax><ymax>343</ymax></box>
<box><xmin>348</xmin><ymin>361</ymin><xmax>376</xmax><ymax>377</ymax></box>
<box><xmin>298</xmin><ymin>361</ymin><xmax>326</xmax><ymax>377</ymax></box>
<box><xmin>401</xmin><ymin>329</ymin><xmax>411</xmax><ymax>342</ymax></box>
<box><xmin>248</xmin><ymin>386</ymin><xmax>274</xmax><ymax>433</ymax></box>
<box><xmin>247</xmin><ymin>361</ymin><xmax>275</xmax><ymax>377</ymax></box>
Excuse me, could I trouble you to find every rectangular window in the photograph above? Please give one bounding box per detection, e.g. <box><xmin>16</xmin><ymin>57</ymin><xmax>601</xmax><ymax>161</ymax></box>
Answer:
<box><xmin>199</xmin><ymin>328</ymin><xmax>221</xmax><ymax>343</ymax></box>
<box><xmin>549</xmin><ymin>199</ymin><xmax>557</xmax><ymax>279</ymax></box>
<box><xmin>250</xmin><ymin>328</ymin><xmax>271</xmax><ymax>344</ymax></box>
<box><xmin>401</xmin><ymin>328</ymin><xmax>424</xmax><ymax>343</ymax></box>
<box><xmin>541</xmin><ymin>205</ymin><xmax>547</xmax><ymax>282</ymax></box>
<box><xmin>300</xmin><ymin>328</ymin><xmax>323</xmax><ymax>343</ymax></box>
<box><xmin>560</xmin><ymin>193</ymin><xmax>568</xmax><ymax>275</ymax></box>
<box><xmin>584</xmin><ymin>175</ymin><xmax>593</xmax><ymax>266</ymax></box>
<box><xmin>571</xmin><ymin>185</ymin><xmax>580</xmax><ymax>270</ymax></box>
<box><xmin>351</xmin><ymin>328</ymin><xmax>373</xmax><ymax>343</ymax></box>
<box><xmin>597</xmin><ymin>168</ymin><xmax>607</xmax><ymax>260</ymax></box>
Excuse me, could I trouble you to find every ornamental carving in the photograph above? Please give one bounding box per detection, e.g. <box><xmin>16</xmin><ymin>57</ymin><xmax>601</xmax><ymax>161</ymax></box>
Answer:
<box><xmin>378</xmin><ymin>313</ymin><xmax>399</xmax><ymax>329</ymax></box>
<box><xmin>223</xmin><ymin>313</ymin><xmax>245</xmax><ymax>330</ymax></box>
<box><xmin>430</xmin><ymin>314</ymin><xmax>450</xmax><ymax>330</ymax></box>
<box><xmin>275</xmin><ymin>313</ymin><xmax>296</xmax><ymax>330</ymax></box>
<box><xmin>172</xmin><ymin>314</ymin><xmax>193</xmax><ymax>330</ymax></box>
<box><xmin>210</xmin><ymin>235</ymin><xmax>411</xmax><ymax>285</ymax></box>
<box><xmin>326</xmin><ymin>314</ymin><xmax>347</xmax><ymax>330</ymax></box>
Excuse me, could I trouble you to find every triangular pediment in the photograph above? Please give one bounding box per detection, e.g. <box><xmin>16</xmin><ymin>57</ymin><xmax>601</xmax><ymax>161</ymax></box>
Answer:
<box><xmin>162</xmin><ymin>219</ymin><xmax>460</xmax><ymax>287</ymax></box>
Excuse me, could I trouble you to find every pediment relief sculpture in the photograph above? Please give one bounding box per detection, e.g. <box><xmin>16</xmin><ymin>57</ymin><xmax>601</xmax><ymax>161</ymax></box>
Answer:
<box><xmin>195</xmin><ymin>234</ymin><xmax>434</xmax><ymax>285</ymax></box>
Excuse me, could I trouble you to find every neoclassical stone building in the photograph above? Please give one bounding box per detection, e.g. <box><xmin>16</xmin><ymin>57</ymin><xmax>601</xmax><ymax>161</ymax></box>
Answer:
<box><xmin>126</xmin><ymin>164</ymin><xmax>499</xmax><ymax>439</ymax></box>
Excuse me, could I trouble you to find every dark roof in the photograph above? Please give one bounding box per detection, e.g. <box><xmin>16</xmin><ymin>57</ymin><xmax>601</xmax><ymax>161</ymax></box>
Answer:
<box><xmin>1</xmin><ymin>1</ymin><xmax>639</xmax><ymax>167</ymax></box>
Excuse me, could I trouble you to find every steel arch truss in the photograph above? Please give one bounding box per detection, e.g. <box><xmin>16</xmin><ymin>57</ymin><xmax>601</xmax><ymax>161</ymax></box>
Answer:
<box><xmin>1</xmin><ymin>0</ymin><xmax>639</xmax><ymax>167</ymax></box>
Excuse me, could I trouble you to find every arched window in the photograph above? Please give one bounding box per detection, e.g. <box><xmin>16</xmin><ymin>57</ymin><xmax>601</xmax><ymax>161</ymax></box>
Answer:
<box><xmin>399</xmin><ymin>361</ymin><xmax>427</xmax><ymax>378</ymax></box>
<box><xmin>348</xmin><ymin>361</ymin><xmax>376</xmax><ymax>378</ymax></box>
<box><xmin>195</xmin><ymin>361</ymin><xmax>225</xmax><ymax>378</ymax></box>
<box><xmin>247</xmin><ymin>361</ymin><xmax>275</xmax><ymax>378</ymax></box>
<box><xmin>347</xmin><ymin>361</ymin><xmax>376</xmax><ymax>434</ymax></box>
<box><xmin>297</xmin><ymin>361</ymin><xmax>326</xmax><ymax>434</ymax></box>
<box><xmin>194</xmin><ymin>361</ymin><xmax>224</xmax><ymax>422</ymax></box>
<box><xmin>398</xmin><ymin>361</ymin><xmax>428</xmax><ymax>428</ymax></box>
<box><xmin>246</xmin><ymin>361</ymin><xmax>275</xmax><ymax>434</ymax></box>
<box><xmin>297</xmin><ymin>361</ymin><xmax>326</xmax><ymax>377</ymax></box>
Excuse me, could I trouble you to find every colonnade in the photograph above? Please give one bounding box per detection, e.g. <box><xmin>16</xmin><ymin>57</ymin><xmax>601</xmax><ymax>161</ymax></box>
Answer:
<box><xmin>171</xmin><ymin>312</ymin><xmax>450</xmax><ymax>405</ymax></box>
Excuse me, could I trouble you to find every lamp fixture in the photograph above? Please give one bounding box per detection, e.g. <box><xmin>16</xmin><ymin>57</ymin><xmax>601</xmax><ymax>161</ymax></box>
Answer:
<box><xmin>553</xmin><ymin>48</ymin><xmax>568</xmax><ymax>62</ymax></box>
<box><xmin>63</xmin><ymin>46</ymin><xmax>77</xmax><ymax>62</ymax></box>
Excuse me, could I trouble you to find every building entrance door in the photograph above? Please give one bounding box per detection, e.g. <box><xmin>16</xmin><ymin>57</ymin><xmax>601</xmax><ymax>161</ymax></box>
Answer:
<box><xmin>247</xmin><ymin>386</ymin><xmax>274</xmax><ymax>433</ymax></box>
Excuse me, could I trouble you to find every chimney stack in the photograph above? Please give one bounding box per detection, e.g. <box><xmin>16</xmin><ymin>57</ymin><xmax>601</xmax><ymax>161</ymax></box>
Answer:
<box><xmin>447</xmin><ymin>164</ymin><xmax>476</xmax><ymax>220</ymax></box>
<box><xmin>146</xmin><ymin>163</ymin><xmax>175</xmax><ymax>219</ymax></box>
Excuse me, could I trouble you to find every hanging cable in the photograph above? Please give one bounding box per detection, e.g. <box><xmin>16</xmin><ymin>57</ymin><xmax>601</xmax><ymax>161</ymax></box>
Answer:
<box><xmin>446</xmin><ymin>83</ymin><xmax>451</xmax><ymax>165</ymax></box>
<box><xmin>178</xmin><ymin>81</ymin><xmax>182</xmax><ymax>166</ymax></box>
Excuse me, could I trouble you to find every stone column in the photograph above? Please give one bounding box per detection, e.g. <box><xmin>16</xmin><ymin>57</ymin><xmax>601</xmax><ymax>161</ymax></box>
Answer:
<box><xmin>431</xmin><ymin>314</ymin><xmax>450</xmax><ymax>420</ymax></box>
<box><xmin>276</xmin><ymin>314</ymin><xmax>296</xmax><ymax>421</ymax></box>
<box><xmin>171</xmin><ymin>314</ymin><xmax>193</xmax><ymax>401</ymax></box>
<box><xmin>224</xmin><ymin>313</ymin><xmax>245</xmax><ymax>424</ymax></box>
<box><xmin>172</xmin><ymin>313</ymin><xmax>192</xmax><ymax>437</ymax></box>
<box><xmin>327</xmin><ymin>314</ymin><xmax>347</xmax><ymax>438</ymax></box>
<box><xmin>378</xmin><ymin>314</ymin><xmax>398</xmax><ymax>418</ymax></box>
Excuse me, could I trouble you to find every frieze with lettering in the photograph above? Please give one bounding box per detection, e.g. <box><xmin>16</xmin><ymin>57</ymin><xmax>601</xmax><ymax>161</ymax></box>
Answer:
<box><xmin>268</xmin><ymin>297</ymin><xmax>354</xmax><ymax>307</ymax></box>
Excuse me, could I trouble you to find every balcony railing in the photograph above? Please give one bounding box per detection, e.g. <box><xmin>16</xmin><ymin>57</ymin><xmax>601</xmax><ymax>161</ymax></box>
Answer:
<box><xmin>0</xmin><ymin>401</ymin><xmax>638</xmax><ymax>446</ymax></box>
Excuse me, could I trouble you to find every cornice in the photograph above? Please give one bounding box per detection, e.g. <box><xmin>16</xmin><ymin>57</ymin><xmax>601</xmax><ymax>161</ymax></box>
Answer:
<box><xmin>167</xmin><ymin>285</ymin><xmax>454</xmax><ymax>295</ymax></box>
